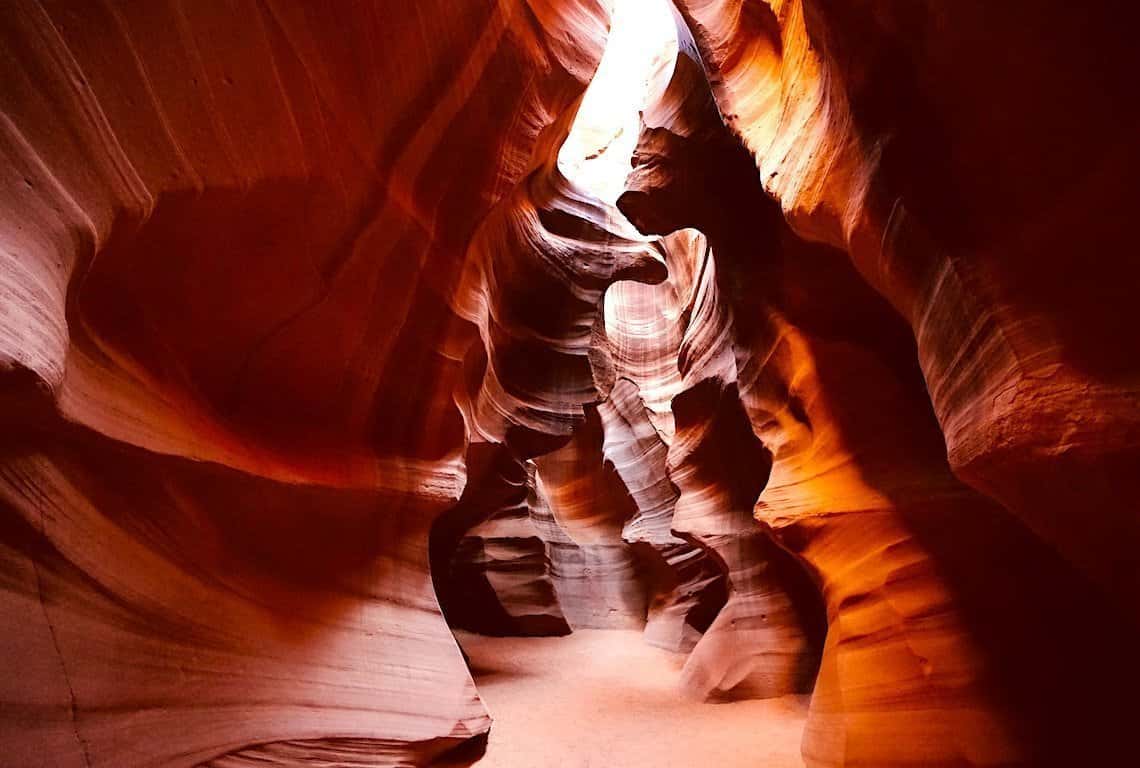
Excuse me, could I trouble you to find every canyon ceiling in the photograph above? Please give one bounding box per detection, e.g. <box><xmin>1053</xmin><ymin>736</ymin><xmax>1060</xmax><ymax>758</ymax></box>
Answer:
<box><xmin>1</xmin><ymin>1</ymin><xmax>1138</xmax><ymax>767</ymax></box>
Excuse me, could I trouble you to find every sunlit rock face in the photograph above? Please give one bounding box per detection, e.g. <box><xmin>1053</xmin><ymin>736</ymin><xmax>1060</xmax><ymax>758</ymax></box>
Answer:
<box><xmin>624</xmin><ymin>6</ymin><xmax>1140</xmax><ymax>766</ymax></box>
<box><xmin>557</xmin><ymin>0</ymin><xmax>678</xmax><ymax>204</ymax></box>
<box><xmin>671</xmin><ymin>0</ymin><xmax>1140</xmax><ymax>613</ymax></box>
<box><xmin>600</xmin><ymin>226</ymin><xmax>826</xmax><ymax>698</ymax></box>
<box><xmin>0</xmin><ymin>0</ymin><xmax>617</xmax><ymax>763</ymax></box>
<box><xmin>2</xmin><ymin>1</ymin><xmax>1138</xmax><ymax>767</ymax></box>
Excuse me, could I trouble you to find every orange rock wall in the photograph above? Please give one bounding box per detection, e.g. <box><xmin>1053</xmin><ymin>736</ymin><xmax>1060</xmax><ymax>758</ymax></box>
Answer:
<box><xmin>628</xmin><ymin>5</ymin><xmax>1140</xmax><ymax>765</ymax></box>
<box><xmin>0</xmin><ymin>0</ymin><xmax>614</xmax><ymax>763</ymax></box>
<box><xmin>2</xmin><ymin>1</ymin><xmax>1138</xmax><ymax>766</ymax></box>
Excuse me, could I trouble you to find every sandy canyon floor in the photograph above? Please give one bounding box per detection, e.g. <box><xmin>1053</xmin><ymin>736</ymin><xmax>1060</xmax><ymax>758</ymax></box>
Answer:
<box><xmin>453</xmin><ymin>630</ymin><xmax>809</xmax><ymax>768</ymax></box>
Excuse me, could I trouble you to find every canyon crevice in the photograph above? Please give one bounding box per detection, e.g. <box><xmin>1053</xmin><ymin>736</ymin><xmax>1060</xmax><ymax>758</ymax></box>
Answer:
<box><xmin>2</xmin><ymin>1</ymin><xmax>1137</xmax><ymax>767</ymax></box>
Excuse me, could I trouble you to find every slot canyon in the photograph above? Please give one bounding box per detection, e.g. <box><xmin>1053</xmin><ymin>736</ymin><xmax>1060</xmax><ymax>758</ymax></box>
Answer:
<box><xmin>1</xmin><ymin>0</ymin><xmax>1138</xmax><ymax>766</ymax></box>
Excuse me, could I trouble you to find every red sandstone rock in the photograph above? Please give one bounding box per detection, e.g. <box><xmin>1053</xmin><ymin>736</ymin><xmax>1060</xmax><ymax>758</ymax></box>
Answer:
<box><xmin>671</xmin><ymin>0</ymin><xmax>1140</xmax><ymax>613</ymax></box>
<box><xmin>596</xmin><ymin>379</ymin><xmax>726</xmax><ymax>653</ymax></box>
<box><xmin>2</xmin><ymin>1</ymin><xmax>1139</xmax><ymax>766</ymax></box>
<box><xmin>433</xmin><ymin>448</ymin><xmax>570</xmax><ymax>637</ymax></box>
<box><xmin>599</xmin><ymin>210</ymin><xmax>825</xmax><ymax>698</ymax></box>
<box><xmin>622</xmin><ymin>13</ymin><xmax>1140</xmax><ymax>765</ymax></box>
<box><xmin>0</xmin><ymin>0</ymin><xmax>613</xmax><ymax>762</ymax></box>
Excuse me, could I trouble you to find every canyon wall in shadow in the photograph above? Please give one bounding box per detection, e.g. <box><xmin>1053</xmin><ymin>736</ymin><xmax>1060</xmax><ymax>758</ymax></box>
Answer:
<box><xmin>1</xmin><ymin>1</ymin><xmax>1137</xmax><ymax>766</ymax></box>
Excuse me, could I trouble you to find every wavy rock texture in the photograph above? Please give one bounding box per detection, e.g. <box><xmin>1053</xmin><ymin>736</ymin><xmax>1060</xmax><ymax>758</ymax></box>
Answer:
<box><xmin>1</xmin><ymin>406</ymin><xmax>487</xmax><ymax>767</ymax></box>
<box><xmin>432</xmin><ymin>448</ymin><xmax>570</xmax><ymax>638</ymax></box>
<box><xmin>451</xmin><ymin>168</ymin><xmax>666</xmax><ymax>448</ymax></box>
<box><xmin>3</xmin><ymin>0</ymin><xmax>1138</xmax><ymax>767</ymax></box>
<box><xmin>623</xmin><ymin>17</ymin><xmax>1140</xmax><ymax>767</ymax></box>
<box><xmin>671</xmin><ymin>0</ymin><xmax>1140</xmax><ymax>613</ymax></box>
<box><xmin>596</xmin><ymin>379</ymin><xmax>726</xmax><ymax>654</ymax></box>
<box><xmin>446</xmin><ymin>151</ymin><xmax>826</xmax><ymax>686</ymax></box>
<box><xmin>0</xmin><ymin>0</ymin><xmax>620</xmax><ymax>764</ymax></box>
<box><xmin>600</xmin><ymin>221</ymin><xmax>825</xmax><ymax>697</ymax></box>
<box><xmin>530</xmin><ymin>409</ymin><xmax>653</xmax><ymax>629</ymax></box>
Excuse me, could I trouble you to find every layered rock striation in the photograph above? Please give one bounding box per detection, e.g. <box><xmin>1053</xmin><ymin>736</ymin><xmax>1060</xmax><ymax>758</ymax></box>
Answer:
<box><xmin>0</xmin><ymin>0</ymin><xmax>618</xmax><ymax>763</ymax></box>
<box><xmin>670</xmin><ymin>0</ymin><xmax>1140</xmax><ymax>613</ymax></box>
<box><xmin>621</xmin><ymin>7</ymin><xmax>1140</xmax><ymax>765</ymax></box>
<box><xmin>2</xmin><ymin>1</ymin><xmax>1138</xmax><ymax>767</ymax></box>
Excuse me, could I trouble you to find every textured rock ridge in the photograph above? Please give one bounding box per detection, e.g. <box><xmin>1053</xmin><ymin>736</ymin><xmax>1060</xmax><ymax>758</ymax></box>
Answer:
<box><xmin>599</xmin><ymin>218</ymin><xmax>826</xmax><ymax>698</ymax></box>
<box><xmin>1</xmin><ymin>0</ymin><xmax>1137</xmax><ymax>766</ymax></box>
<box><xmin>0</xmin><ymin>0</ymin><xmax>617</xmax><ymax>763</ymax></box>
<box><xmin>1</xmin><ymin>409</ymin><xmax>487</xmax><ymax>767</ymax></box>
<box><xmin>432</xmin><ymin>447</ymin><xmax>571</xmax><ymax>637</ymax></box>
<box><xmin>622</xmin><ymin>8</ymin><xmax>1140</xmax><ymax>765</ymax></box>
<box><xmin>670</xmin><ymin>0</ymin><xmax>1140</xmax><ymax>612</ymax></box>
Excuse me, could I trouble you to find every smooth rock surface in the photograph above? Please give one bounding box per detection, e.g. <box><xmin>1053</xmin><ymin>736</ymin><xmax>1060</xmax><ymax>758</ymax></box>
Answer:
<box><xmin>2</xmin><ymin>1</ymin><xmax>1138</xmax><ymax>766</ymax></box>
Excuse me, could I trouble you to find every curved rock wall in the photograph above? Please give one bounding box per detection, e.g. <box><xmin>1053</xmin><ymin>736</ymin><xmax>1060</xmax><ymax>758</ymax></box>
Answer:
<box><xmin>623</xmin><ymin>8</ymin><xmax>1140</xmax><ymax>766</ymax></box>
<box><xmin>432</xmin><ymin>447</ymin><xmax>571</xmax><ymax>637</ymax></box>
<box><xmin>0</xmin><ymin>0</ymin><xmax>616</xmax><ymax>763</ymax></box>
<box><xmin>599</xmin><ymin>216</ymin><xmax>826</xmax><ymax>697</ymax></box>
<box><xmin>671</xmin><ymin>0</ymin><xmax>1140</xmax><ymax>612</ymax></box>
<box><xmin>2</xmin><ymin>0</ymin><xmax>1138</xmax><ymax>766</ymax></box>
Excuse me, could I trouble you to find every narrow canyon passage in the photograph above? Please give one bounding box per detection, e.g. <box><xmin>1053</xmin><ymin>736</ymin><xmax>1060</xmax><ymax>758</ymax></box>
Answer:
<box><xmin>2</xmin><ymin>1</ymin><xmax>1139</xmax><ymax>767</ymax></box>
<box><xmin>432</xmin><ymin>2</ymin><xmax>826</xmax><ymax>761</ymax></box>
<box><xmin>456</xmin><ymin>631</ymin><xmax>809</xmax><ymax>768</ymax></box>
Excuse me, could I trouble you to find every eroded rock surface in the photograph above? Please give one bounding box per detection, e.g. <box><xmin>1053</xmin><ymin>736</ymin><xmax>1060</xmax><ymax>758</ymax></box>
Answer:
<box><xmin>2</xmin><ymin>1</ymin><xmax>1138</xmax><ymax>767</ymax></box>
<box><xmin>671</xmin><ymin>0</ymin><xmax>1140</xmax><ymax>611</ymax></box>
<box><xmin>0</xmin><ymin>0</ymin><xmax>616</xmax><ymax>763</ymax></box>
<box><xmin>622</xmin><ymin>8</ymin><xmax>1140</xmax><ymax>765</ymax></box>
